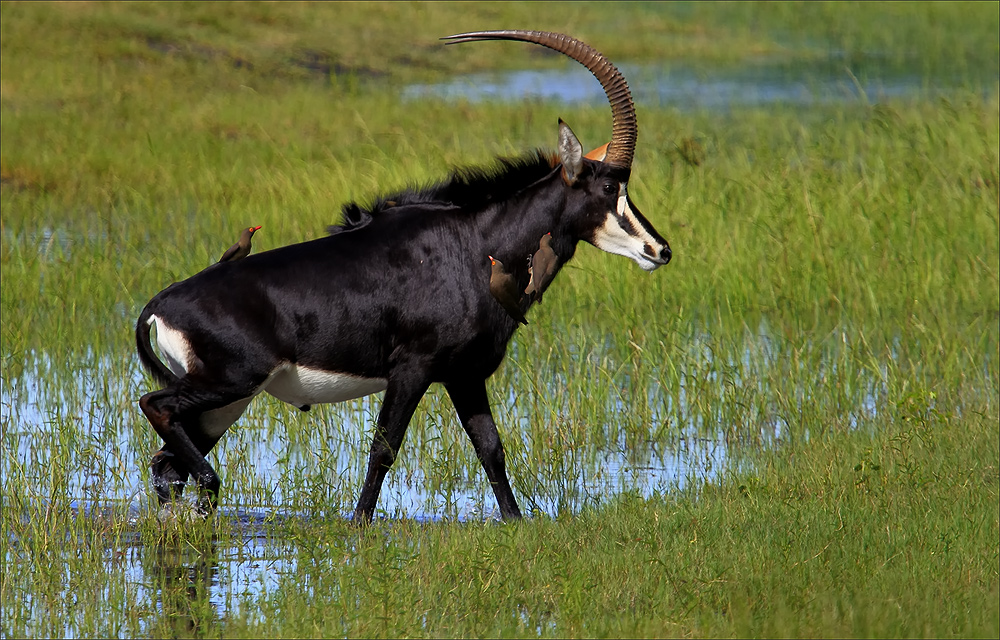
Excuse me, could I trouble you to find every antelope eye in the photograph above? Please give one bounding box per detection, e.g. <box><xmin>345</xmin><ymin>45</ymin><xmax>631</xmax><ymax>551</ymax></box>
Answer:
<box><xmin>602</xmin><ymin>183</ymin><xmax>617</xmax><ymax>195</ymax></box>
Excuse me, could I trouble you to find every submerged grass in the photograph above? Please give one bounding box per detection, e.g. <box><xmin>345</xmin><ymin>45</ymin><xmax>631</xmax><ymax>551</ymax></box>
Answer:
<box><xmin>3</xmin><ymin>393</ymin><xmax>995</xmax><ymax>637</ymax></box>
<box><xmin>2</xmin><ymin>2</ymin><xmax>998</xmax><ymax>638</ymax></box>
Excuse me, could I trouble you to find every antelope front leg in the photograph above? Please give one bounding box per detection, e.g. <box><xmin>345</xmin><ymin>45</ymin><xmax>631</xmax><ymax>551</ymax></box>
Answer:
<box><xmin>445</xmin><ymin>378</ymin><xmax>522</xmax><ymax>520</ymax></box>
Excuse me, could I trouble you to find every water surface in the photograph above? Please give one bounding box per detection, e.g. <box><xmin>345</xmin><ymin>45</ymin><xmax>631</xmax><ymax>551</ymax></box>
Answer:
<box><xmin>404</xmin><ymin>57</ymin><xmax>996</xmax><ymax>108</ymax></box>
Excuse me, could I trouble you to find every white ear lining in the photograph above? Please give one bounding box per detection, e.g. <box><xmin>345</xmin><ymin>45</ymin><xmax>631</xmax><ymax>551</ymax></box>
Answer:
<box><xmin>558</xmin><ymin>119</ymin><xmax>584</xmax><ymax>183</ymax></box>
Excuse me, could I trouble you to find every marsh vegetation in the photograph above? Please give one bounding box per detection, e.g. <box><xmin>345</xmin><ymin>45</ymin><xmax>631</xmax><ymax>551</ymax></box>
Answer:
<box><xmin>2</xmin><ymin>2</ymin><xmax>997</xmax><ymax>637</ymax></box>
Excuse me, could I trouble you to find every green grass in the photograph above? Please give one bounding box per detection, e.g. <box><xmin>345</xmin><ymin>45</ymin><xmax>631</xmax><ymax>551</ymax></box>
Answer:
<box><xmin>2</xmin><ymin>2</ymin><xmax>998</xmax><ymax>638</ymax></box>
<box><xmin>240</xmin><ymin>404</ymin><xmax>998</xmax><ymax>639</ymax></box>
<box><xmin>3</xmin><ymin>397</ymin><xmax>996</xmax><ymax>637</ymax></box>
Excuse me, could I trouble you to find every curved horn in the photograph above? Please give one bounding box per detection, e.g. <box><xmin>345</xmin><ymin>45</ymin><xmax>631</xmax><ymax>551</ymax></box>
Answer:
<box><xmin>442</xmin><ymin>30</ymin><xmax>637</xmax><ymax>169</ymax></box>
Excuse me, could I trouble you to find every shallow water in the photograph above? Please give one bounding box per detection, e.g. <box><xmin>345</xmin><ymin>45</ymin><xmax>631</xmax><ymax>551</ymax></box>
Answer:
<box><xmin>1</xmin><ymin>341</ymin><xmax>734</xmax><ymax>636</ymax></box>
<box><xmin>4</xmin><ymin>502</ymin><xmax>292</xmax><ymax>637</ymax></box>
<box><xmin>2</xmin><ymin>315</ymin><xmax>946</xmax><ymax>638</ymax></box>
<box><xmin>404</xmin><ymin>56</ymin><xmax>996</xmax><ymax>108</ymax></box>
<box><xmin>0</xmin><ymin>349</ymin><xmax>727</xmax><ymax>521</ymax></box>
<box><xmin>3</xmin><ymin>317</ymin><xmax>901</xmax><ymax>523</ymax></box>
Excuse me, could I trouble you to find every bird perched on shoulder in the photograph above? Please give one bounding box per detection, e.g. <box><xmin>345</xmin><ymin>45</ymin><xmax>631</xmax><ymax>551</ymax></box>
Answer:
<box><xmin>525</xmin><ymin>232</ymin><xmax>558</xmax><ymax>304</ymax></box>
<box><xmin>219</xmin><ymin>226</ymin><xmax>262</xmax><ymax>263</ymax></box>
<box><xmin>489</xmin><ymin>256</ymin><xmax>528</xmax><ymax>326</ymax></box>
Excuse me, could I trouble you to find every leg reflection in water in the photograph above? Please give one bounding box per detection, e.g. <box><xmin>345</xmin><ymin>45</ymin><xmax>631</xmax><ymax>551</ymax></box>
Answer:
<box><xmin>142</xmin><ymin>535</ymin><xmax>220</xmax><ymax>638</ymax></box>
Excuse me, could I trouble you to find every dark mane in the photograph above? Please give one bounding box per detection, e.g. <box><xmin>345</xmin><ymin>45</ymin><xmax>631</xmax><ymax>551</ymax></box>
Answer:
<box><xmin>328</xmin><ymin>150</ymin><xmax>557</xmax><ymax>234</ymax></box>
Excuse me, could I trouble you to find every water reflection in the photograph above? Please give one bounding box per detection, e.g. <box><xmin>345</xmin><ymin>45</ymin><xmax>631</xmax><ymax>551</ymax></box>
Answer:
<box><xmin>66</xmin><ymin>503</ymin><xmax>297</xmax><ymax>637</ymax></box>
<box><xmin>143</xmin><ymin>537</ymin><xmax>220</xmax><ymax>638</ymax></box>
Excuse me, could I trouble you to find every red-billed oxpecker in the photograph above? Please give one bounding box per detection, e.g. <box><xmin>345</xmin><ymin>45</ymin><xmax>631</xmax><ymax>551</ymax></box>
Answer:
<box><xmin>135</xmin><ymin>30</ymin><xmax>671</xmax><ymax>523</ymax></box>
<box><xmin>525</xmin><ymin>232</ymin><xmax>558</xmax><ymax>304</ymax></box>
<box><xmin>489</xmin><ymin>256</ymin><xmax>529</xmax><ymax>325</ymax></box>
<box><xmin>218</xmin><ymin>226</ymin><xmax>262</xmax><ymax>263</ymax></box>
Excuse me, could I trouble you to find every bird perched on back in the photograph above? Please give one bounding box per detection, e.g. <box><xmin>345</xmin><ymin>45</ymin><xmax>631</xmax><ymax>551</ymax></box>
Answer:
<box><xmin>219</xmin><ymin>226</ymin><xmax>262</xmax><ymax>263</ymax></box>
<box><xmin>489</xmin><ymin>256</ymin><xmax>528</xmax><ymax>326</ymax></box>
<box><xmin>525</xmin><ymin>232</ymin><xmax>558</xmax><ymax>304</ymax></box>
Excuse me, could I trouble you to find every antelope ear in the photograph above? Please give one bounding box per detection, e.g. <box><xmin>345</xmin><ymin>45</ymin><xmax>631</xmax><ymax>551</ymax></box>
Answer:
<box><xmin>558</xmin><ymin>119</ymin><xmax>584</xmax><ymax>185</ymax></box>
<box><xmin>584</xmin><ymin>142</ymin><xmax>609</xmax><ymax>162</ymax></box>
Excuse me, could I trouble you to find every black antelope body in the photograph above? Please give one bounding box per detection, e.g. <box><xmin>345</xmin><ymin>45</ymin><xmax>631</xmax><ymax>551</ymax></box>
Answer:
<box><xmin>135</xmin><ymin>30</ymin><xmax>671</xmax><ymax>522</ymax></box>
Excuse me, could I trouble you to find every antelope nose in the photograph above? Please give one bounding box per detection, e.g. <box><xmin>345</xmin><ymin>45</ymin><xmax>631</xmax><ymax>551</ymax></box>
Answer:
<box><xmin>661</xmin><ymin>244</ymin><xmax>671</xmax><ymax>264</ymax></box>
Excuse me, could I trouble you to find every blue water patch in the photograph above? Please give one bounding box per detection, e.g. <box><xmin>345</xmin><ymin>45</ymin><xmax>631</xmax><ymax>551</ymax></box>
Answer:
<box><xmin>404</xmin><ymin>58</ymin><xmax>996</xmax><ymax>109</ymax></box>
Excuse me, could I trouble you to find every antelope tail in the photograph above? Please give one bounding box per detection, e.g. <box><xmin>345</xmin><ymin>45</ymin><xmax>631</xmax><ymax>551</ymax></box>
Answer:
<box><xmin>135</xmin><ymin>310</ymin><xmax>177</xmax><ymax>387</ymax></box>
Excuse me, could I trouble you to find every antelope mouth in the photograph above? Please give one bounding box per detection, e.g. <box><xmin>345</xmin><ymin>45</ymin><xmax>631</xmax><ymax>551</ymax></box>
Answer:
<box><xmin>639</xmin><ymin>253</ymin><xmax>669</xmax><ymax>272</ymax></box>
<box><xmin>586</xmin><ymin>230</ymin><xmax>670</xmax><ymax>272</ymax></box>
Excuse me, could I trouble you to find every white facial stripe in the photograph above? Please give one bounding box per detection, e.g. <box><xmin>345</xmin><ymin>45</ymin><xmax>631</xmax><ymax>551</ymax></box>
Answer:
<box><xmin>592</xmin><ymin>216</ymin><xmax>659</xmax><ymax>271</ymax></box>
<box><xmin>590</xmin><ymin>182</ymin><xmax>666</xmax><ymax>272</ymax></box>
<box><xmin>264</xmin><ymin>363</ymin><xmax>388</xmax><ymax>407</ymax></box>
<box><xmin>149</xmin><ymin>314</ymin><xmax>195</xmax><ymax>376</ymax></box>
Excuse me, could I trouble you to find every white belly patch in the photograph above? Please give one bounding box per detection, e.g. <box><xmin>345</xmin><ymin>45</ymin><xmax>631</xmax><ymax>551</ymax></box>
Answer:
<box><xmin>199</xmin><ymin>398</ymin><xmax>254</xmax><ymax>439</ymax></box>
<box><xmin>149</xmin><ymin>314</ymin><xmax>194</xmax><ymax>376</ymax></box>
<box><xmin>263</xmin><ymin>364</ymin><xmax>388</xmax><ymax>407</ymax></box>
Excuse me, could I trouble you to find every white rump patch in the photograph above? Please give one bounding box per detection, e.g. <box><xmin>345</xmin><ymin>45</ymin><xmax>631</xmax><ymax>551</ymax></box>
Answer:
<box><xmin>263</xmin><ymin>364</ymin><xmax>388</xmax><ymax>408</ymax></box>
<box><xmin>148</xmin><ymin>314</ymin><xmax>195</xmax><ymax>376</ymax></box>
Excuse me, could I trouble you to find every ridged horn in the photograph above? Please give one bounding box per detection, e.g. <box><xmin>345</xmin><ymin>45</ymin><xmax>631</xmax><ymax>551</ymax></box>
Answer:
<box><xmin>442</xmin><ymin>30</ymin><xmax>637</xmax><ymax>169</ymax></box>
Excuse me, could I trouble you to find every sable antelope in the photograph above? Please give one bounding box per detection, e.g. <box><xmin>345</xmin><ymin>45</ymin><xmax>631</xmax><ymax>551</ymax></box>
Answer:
<box><xmin>135</xmin><ymin>29</ymin><xmax>671</xmax><ymax>522</ymax></box>
<box><xmin>489</xmin><ymin>256</ymin><xmax>529</xmax><ymax>325</ymax></box>
<box><xmin>219</xmin><ymin>225</ymin><xmax>262</xmax><ymax>263</ymax></box>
